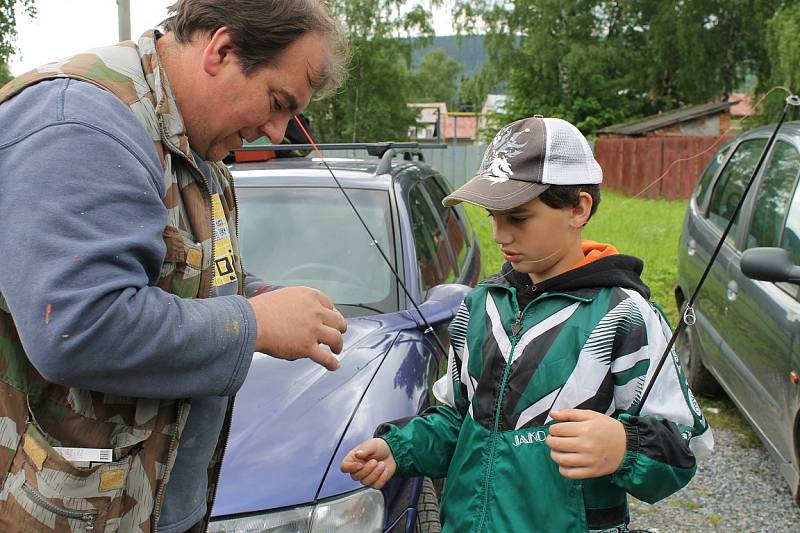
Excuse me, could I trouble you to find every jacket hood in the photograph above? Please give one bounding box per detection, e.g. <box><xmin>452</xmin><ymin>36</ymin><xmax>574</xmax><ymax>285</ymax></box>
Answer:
<box><xmin>485</xmin><ymin>241</ymin><xmax>650</xmax><ymax>302</ymax></box>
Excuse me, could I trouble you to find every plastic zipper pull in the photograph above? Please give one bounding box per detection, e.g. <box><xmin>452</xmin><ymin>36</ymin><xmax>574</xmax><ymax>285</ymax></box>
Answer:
<box><xmin>511</xmin><ymin>310</ymin><xmax>523</xmax><ymax>336</ymax></box>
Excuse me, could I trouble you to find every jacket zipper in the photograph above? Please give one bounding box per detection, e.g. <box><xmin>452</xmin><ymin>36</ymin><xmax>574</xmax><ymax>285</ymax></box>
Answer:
<box><xmin>152</xmin><ymin>400</ymin><xmax>189</xmax><ymax>532</ymax></box>
<box><xmin>152</xmin><ymin>121</ymin><xmax>215</xmax><ymax>533</ymax></box>
<box><xmin>511</xmin><ymin>310</ymin><xmax>523</xmax><ymax>336</ymax></box>
<box><xmin>203</xmin><ymin>169</ymin><xmax>243</xmax><ymax>530</ymax></box>
<box><xmin>472</xmin><ymin>287</ymin><xmax>593</xmax><ymax>531</ymax></box>
<box><xmin>22</xmin><ymin>481</ymin><xmax>97</xmax><ymax>531</ymax></box>
<box><xmin>476</xmin><ymin>304</ymin><xmax>523</xmax><ymax>532</ymax></box>
<box><xmin>203</xmin><ymin>395</ymin><xmax>236</xmax><ymax>531</ymax></box>
<box><xmin>229</xmin><ymin>168</ymin><xmax>245</xmax><ymax>296</ymax></box>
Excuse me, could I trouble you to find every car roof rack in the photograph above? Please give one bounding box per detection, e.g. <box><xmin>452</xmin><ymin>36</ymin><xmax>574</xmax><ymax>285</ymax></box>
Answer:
<box><xmin>233</xmin><ymin>142</ymin><xmax>447</xmax><ymax>172</ymax></box>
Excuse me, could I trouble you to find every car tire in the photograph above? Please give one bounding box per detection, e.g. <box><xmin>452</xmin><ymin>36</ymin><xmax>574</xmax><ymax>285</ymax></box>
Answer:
<box><xmin>676</xmin><ymin>322</ymin><xmax>721</xmax><ymax>397</ymax></box>
<box><xmin>414</xmin><ymin>477</ymin><xmax>442</xmax><ymax>533</ymax></box>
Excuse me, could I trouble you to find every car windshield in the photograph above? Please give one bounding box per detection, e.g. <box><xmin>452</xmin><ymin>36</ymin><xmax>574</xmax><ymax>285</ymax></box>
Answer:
<box><xmin>236</xmin><ymin>186</ymin><xmax>398</xmax><ymax>316</ymax></box>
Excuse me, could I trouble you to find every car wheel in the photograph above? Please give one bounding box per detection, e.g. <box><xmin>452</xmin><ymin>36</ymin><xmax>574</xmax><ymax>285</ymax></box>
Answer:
<box><xmin>676</xmin><ymin>323</ymin><xmax>721</xmax><ymax>397</ymax></box>
<box><xmin>414</xmin><ymin>477</ymin><xmax>441</xmax><ymax>533</ymax></box>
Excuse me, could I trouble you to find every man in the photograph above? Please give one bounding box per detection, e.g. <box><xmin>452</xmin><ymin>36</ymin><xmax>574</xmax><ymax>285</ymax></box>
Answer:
<box><xmin>0</xmin><ymin>1</ymin><xmax>348</xmax><ymax>531</ymax></box>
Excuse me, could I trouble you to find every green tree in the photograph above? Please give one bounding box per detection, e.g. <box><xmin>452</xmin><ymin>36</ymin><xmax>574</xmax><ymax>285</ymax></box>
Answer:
<box><xmin>0</xmin><ymin>0</ymin><xmax>36</xmax><ymax>63</ymax></box>
<box><xmin>458</xmin><ymin>1</ymin><xmax>652</xmax><ymax>133</ymax></box>
<box><xmin>642</xmin><ymin>0</ymin><xmax>783</xmax><ymax>106</ymax></box>
<box><xmin>0</xmin><ymin>61</ymin><xmax>11</xmax><ymax>86</ymax></box>
<box><xmin>411</xmin><ymin>48</ymin><xmax>462</xmax><ymax>108</ymax></box>
<box><xmin>304</xmin><ymin>0</ymin><xmax>439</xmax><ymax>142</ymax></box>
<box><xmin>456</xmin><ymin>0</ymin><xmax>787</xmax><ymax>136</ymax></box>
<box><xmin>458</xmin><ymin>69</ymin><xmax>493</xmax><ymax>112</ymax></box>
<box><xmin>758</xmin><ymin>3</ymin><xmax>800</xmax><ymax>123</ymax></box>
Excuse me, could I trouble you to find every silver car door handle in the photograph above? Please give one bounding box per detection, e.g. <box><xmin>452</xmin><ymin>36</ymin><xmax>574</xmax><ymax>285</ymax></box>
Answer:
<box><xmin>687</xmin><ymin>238</ymin><xmax>696</xmax><ymax>257</ymax></box>
<box><xmin>727</xmin><ymin>280</ymin><xmax>738</xmax><ymax>301</ymax></box>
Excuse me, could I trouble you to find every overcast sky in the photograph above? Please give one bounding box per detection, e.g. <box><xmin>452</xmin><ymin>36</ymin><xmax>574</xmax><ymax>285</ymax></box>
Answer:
<box><xmin>9</xmin><ymin>0</ymin><xmax>455</xmax><ymax>75</ymax></box>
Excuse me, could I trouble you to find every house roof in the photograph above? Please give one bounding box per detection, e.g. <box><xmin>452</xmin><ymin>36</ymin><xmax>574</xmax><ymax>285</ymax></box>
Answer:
<box><xmin>408</xmin><ymin>102</ymin><xmax>448</xmax><ymax>124</ymax></box>
<box><xmin>597</xmin><ymin>101</ymin><xmax>737</xmax><ymax>136</ymax></box>
<box><xmin>728</xmin><ymin>92</ymin><xmax>756</xmax><ymax>117</ymax></box>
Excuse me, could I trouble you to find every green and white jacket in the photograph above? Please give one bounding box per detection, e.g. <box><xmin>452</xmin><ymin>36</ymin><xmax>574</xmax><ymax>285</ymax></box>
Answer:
<box><xmin>380</xmin><ymin>251</ymin><xmax>713</xmax><ymax>533</ymax></box>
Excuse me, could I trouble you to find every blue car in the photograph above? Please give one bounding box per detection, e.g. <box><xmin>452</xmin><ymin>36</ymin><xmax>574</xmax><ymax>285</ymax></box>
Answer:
<box><xmin>208</xmin><ymin>145</ymin><xmax>481</xmax><ymax>532</ymax></box>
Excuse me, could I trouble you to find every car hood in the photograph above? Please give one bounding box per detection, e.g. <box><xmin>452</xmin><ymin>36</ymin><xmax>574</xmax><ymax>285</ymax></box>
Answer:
<box><xmin>211</xmin><ymin>314</ymin><xmax>407</xmax><ymax>518</ymax></box>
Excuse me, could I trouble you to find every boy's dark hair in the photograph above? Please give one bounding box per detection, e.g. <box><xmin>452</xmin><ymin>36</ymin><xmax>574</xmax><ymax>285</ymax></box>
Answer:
<box><xmin>161</xmin><ymin>0</ymin><xmax>348</xmax><ymax>95</ymax></box>
<box><xmin>538</xmin><ymin>185</ymin><xmax>601</xmax><ymax>223</ymax></box>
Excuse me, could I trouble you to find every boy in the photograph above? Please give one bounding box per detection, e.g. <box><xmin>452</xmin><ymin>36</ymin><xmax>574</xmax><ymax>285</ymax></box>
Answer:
<box><xmin>341</xmin><ymin>117</ymin><xmax>713</xmax><ymax>532</ymax></box>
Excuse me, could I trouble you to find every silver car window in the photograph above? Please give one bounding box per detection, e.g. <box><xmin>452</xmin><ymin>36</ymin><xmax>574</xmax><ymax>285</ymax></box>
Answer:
<box><xmin>781</xmin><ymin>172</ymin><xmax>800</xmax><ymax>266</ymax></box>
<box><xmin>707</xmin><ymin>139</ymin><xmax>768</xmax><ymax>241</ymax></box>
<box><xmin>695</xmin><ymin>144</ymin><xmax>733</xmax><ymax>209</ymax></box>
<box><xmin>746</xmin><ymin>141</ymin><xmax>800</xmax><ymax>250</ymax></box>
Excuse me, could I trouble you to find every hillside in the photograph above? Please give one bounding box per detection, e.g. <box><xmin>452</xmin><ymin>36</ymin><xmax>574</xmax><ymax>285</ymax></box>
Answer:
<box><xmin>410</xmin><ymin>35</ymin><xmax>487</xmax><ymax>77</ymax></box>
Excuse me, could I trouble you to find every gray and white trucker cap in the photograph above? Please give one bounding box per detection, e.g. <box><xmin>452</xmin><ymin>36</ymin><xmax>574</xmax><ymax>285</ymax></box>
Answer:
<box><xmin>443</xmin><ymin>116</ymin><xmax>602</xmax><ymax>210</ymax></box>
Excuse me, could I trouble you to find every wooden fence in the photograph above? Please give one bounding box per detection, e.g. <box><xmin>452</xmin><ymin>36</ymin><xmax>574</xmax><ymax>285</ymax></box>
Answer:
<box><xmin>594</xmin><ymin>136</ymin><xmax>729</xmax><ymax>200</ymax></box>
<box><xmin>302</xmin><ymin>136</ymin><xmax>728</xmax><ymax>200</ymax></box>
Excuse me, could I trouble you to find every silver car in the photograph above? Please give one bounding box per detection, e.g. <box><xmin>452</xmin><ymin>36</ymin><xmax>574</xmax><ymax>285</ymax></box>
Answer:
<box><xmin>676</xmin><ymin>122</ymin><xmax>800</xmax><ymax>504</ymax></box>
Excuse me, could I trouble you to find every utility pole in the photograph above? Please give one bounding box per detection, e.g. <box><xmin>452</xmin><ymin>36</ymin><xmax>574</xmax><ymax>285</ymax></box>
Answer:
<box><xmin>118</xmin><ymin>0</ymin><xmax>131</xmax><ymax>42</ymax></box>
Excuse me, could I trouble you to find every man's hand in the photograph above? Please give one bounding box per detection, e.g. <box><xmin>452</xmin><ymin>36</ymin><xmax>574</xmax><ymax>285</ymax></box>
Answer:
<box><xmin>340</xmin><ymin>438</ymin><xmax>396</xmax><ymax>489</ymax></box>
<box><xmin>248</xmin><ymin>287</ymin><xmax>347</xmax><ymax>371</ymax></box>
<box><xmin>546</xmin><ymin>409</ymin><xmax>627</xmax><ymax>479</ymax></box>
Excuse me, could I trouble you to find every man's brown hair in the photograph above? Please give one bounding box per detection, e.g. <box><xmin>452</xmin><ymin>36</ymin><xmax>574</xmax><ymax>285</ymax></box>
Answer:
<box><xmin>162</xmin><ymin>0</ymin><xmax>348</xmax><ymax>95</ymax></box>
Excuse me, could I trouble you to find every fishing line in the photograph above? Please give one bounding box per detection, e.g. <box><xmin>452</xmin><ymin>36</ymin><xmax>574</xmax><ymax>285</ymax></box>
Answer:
<box><xmin>625</xmin><ymin>86</ymin><xmax>792</xmax><ymax>201</ymax></box>
<box><xmin>632</xmin><ymin>93</ymin><xmax>800</xmax><ymax>416</ymax></box>
<box><xmin>515</xmin><ymin>247</ymin><xmax>564</xmax><ymax>264</ymax></box>
<box><xmin>292</xmin><ymin>114</ymin><xmax>449</xmax><ymax>356</ymax></box>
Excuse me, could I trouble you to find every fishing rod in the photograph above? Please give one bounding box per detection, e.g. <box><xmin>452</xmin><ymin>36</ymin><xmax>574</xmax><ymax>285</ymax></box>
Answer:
<box><xmin>291</xmin><ymin>114</ymin><xmax>450</xmax><ymax>356</ymax></box>
<box><xmin>632</xmin><ymin>94</ymin><xmax>800</xmax><ymax>417</ymax></box>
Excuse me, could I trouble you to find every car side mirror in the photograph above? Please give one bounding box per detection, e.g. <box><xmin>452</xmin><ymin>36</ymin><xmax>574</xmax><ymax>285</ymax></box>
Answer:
<box><xmin>740</xmin><ymin>247</ymin><xmax>800</xmax><ymax>284</ymax></box>
<box><xmin>412</xmin><ymin>283</ymin><xmax>473</xmax><ymax>329</ymax></box>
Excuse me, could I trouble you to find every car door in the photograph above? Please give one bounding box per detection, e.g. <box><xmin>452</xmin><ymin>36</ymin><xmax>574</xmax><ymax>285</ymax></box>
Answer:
<box><xmin>696</xmin><ymin>138</ymin><xmax>768</xmax><ymax>379</ymax></box>
<box><xmin>726</xmin><ymin>139</ymin><xmax>800</xmax><ymax>462</ymax></box>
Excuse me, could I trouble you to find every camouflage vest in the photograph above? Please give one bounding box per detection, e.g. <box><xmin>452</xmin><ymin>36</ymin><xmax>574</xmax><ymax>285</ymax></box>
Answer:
<box><xmin>0</xmin><ymin>31</ymin><xmax>244</xmax><ymax>532</ymax></box>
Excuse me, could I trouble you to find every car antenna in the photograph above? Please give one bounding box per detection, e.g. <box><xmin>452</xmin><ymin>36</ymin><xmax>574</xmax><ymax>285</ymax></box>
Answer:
<box><xmin>291</xmin><ymin>114</ymin><xmax>449</xmax><ymax>356</ymax></box>
<box><xmin>632</xmin><ymin>94</ymin><xmax>800</xmax><ymax>417</ymax></box>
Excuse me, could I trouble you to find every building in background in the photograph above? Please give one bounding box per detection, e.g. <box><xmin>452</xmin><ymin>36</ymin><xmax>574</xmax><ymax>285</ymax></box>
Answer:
<box><xmin>407</xmin><ymin>103</ymin><xmax>479</xmax><ymax>144</ymax></box>
<box><xmin>407</xmin><ymin>103</ymin><xmax>448</xmax><ymax>141</ymax></box>
<box><xmin>597</xmin><ymin>101</ymin><xmax>736</xmax><ymax>138</ymax></box>
<box><xmin>478</xmin><ymin>94</ymin><xmax>508</xmax><ymax>136</ymax></box>
<box><xmin>595</xmin><ymin>101</ymin><xmax>737</xmax><ymax>199</ymax></box>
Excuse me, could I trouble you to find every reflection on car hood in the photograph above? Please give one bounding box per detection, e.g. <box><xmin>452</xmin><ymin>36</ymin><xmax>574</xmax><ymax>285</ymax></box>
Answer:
<box><xmin>211</xmin><ymin>314</ymin><xmax>405</xmax><ymax>518</ymax></box>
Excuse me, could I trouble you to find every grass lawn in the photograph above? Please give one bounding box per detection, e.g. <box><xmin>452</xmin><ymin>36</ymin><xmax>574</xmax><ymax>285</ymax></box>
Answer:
<box><xmin>462</xmin><ymin>190</ymin><xmax>688</xmax><ymax>325</ymax></box>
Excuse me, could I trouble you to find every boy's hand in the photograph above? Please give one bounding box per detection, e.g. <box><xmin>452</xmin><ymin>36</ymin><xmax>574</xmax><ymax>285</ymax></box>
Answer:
<box><xmin>340</xmin><ymin>438</ymin><xmax>397</xmax><ymax>489</ymax></box>
<box><xmin>546</xmin><ymin>409</ymin><xmax>627</xmax><ymax>479</ymax></box>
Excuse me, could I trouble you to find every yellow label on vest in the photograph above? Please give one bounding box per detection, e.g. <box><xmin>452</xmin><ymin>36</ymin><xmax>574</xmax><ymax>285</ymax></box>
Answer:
<box><xmin>211</xmin><ymin>193</ymin><xmax>238</xmax><ymax>287</ymax></box>
<box><xmin>186</xmin><ymin>247</ymin><xmax>203</xmax><ymax>270</ymax></box>
<box><xmin>100</xmin><ymin>469</ymin><xmax>126</xmax><ymax>491</ymax></box>
<box><xmin>23</xmin><ymin>434</ymin><xmax>47</xmax><ymax>470</ymax></box>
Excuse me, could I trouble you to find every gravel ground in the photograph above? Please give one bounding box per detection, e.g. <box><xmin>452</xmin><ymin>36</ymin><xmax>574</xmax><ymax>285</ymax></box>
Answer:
<box><xmin>628</xmin><ymin>428</ymin><xmax>800</xmax><ymax>532</ymax></box>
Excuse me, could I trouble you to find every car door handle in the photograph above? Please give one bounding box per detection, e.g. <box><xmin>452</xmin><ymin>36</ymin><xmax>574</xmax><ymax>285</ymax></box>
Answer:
<box><xmin>726</xmin><ymin>280</ymin><xmax>738</xmax><ymax>301</ymax></box>
<box><xmin>687</xmin><ymin>238</ymin><xmax>696</xmax><ymax>257</ymax></box>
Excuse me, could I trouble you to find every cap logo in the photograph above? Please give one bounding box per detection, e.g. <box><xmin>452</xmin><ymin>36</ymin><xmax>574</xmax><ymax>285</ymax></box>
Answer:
<box><xmin>479</xmin><ymin>125</ymin><xmax>528</xmax><ymax>185</ymax></box>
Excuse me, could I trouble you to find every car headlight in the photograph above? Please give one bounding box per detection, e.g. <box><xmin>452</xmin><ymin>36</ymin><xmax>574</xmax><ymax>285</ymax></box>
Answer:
<box><xmin>208</xmin><ymin>488</ymin><xmax>384</xmax><ymax>533</ymax></box>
